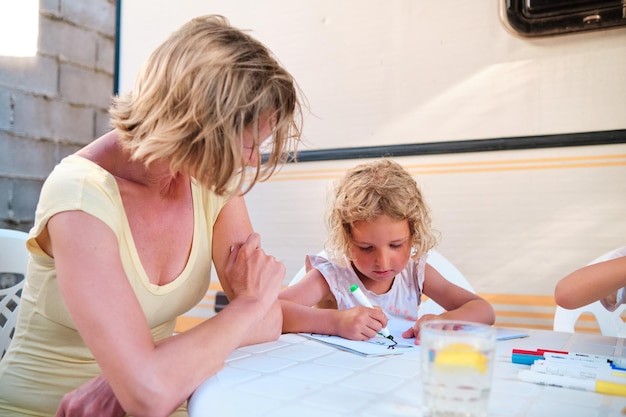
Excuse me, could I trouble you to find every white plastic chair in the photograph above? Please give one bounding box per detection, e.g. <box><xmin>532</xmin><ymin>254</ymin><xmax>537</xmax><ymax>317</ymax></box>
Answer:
<box><xmin>553</xmin><ymin>247</ymin><xmax>626</xmax><ymax>337</ymax></box>
<box><xmin>0</xmin><ymin>229</ymin><xmax>29</xmax><ymax>358</ymax></box>
<box><xmin>288</xmin><ymin>249</ymin><xmax>475</xmax><ymax>317</ymax></box>
<box><xmin>553</xmin><ymin>301</ymin><xmax>626</xmax><ymax>337</ymax></box>
<box><xmin>289</xmin><ymin>250</ymin><xmax>327</xmax><ymax>286</ymax></box>
<box><xmin>418</xmin><ymin>250</ymin><xmax>475</xmax><ymax>317</ymax></box>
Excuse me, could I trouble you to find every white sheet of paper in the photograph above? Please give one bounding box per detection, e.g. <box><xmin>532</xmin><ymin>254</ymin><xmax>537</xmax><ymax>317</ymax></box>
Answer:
<box><xmin>300</xmin><ymin>318</ymin><xmax>417</xmax><ymax>357</ymax></box>
<box><xmin>299</xmin><ymin>318</ymin><xmax>529</xmax><ymax>356</ymax></box>
<box><xmin>495</xmin><ymin>328</ymin><xmax>529</xmax><ymax>341</ymax></box>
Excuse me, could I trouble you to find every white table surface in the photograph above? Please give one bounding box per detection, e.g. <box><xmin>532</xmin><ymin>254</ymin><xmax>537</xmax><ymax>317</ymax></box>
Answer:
<box><xmin>188</xmin><ymin>329</ymin><xmax>626</xmax><ymax>417</ymax></box>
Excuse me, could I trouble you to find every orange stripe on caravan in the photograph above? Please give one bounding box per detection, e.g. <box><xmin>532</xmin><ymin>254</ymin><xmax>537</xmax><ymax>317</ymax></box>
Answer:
<box><xmin>409</xmin><ymin>153</ymin><xmax>626</xmax><ymax>168</ymax></box>
<box><xmin>197</xmin><ymin>291</ymin><xmax>557</xmax><ymax>311</ymax></box>
<box><xmin>495</xmin><ymin>311</ymin><xmax>555</xmax><ymax>320</ymax></box>
<box><xmin>263</xmin><ymin>154</ymin><xmax>626</xmax><ymax>182</ymax></box>
<box><xmin>174</xmin><ymin>316</ymin><xmax>206</xmax><ymax>333</ymax></box>
<box><xmin>196</xmin><ymin>297</ymin><xmax>216</xmax><ymax>310</ymax></box>
<box><xmin>208</xmin><ymin>282</ymin><xmax>224</xmax><ymax>291</ymax></box>
<box><xmin>493</xmin><ymin>322</ymin><xmax>554</xmax><ymax>331</ymax></box>
<box><xmin>409</xmin><ymin>161</ymin><xmax>626</xmax><ymax>176</ymax></box>
<box><xmin>480</xmin><ymin>294</ymin><xmax>556</xmax><ymax>307</ymax></box>
<box><xmin>176</xmin><ymin>292</ymin><xmax>603</xmax><ymax>334</ymax></box>
<box><xmin>495</xmin><ymin>321</ymin><xmax>601</xmax><ymax>333</ymax></box>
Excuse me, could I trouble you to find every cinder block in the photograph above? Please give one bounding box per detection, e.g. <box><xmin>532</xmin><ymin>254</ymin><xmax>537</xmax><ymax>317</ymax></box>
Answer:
<box><xmin>12</xmin><ymin>93</ymin><xmax>95</xmax><ymax>143</ymax></box>
<box><xmin>40</xmin><ymin>0</ymin><xmax>61</xmax><ymax>17</ymax></box>
<box><xmin>0</xmin><ymin>178</ymin><xmax>11</xmax><ymax>220</ymax></box>
<box><xmin>0</xmin><ymin>132</ymin><xmax>58</xmax><ymax>178</ymax></box>
<box><xmin>56</xmin><ymin>143</ymin><xmax>83</xmax><ymax>160</ymax></box>
<box><xmin>59</xmin><ymin>63</ymin><xmax>114</xmax><ymax>108</ymax></box>
<box><xmin>7</xmin><ymin>178</ymin><xmax>42</xmax><ymax>227</ymax></box>
<box><xmin>1</xmin><ymin>0</ymin><xmax>118</xmax><ymax>232</ymax></box>
<box><xmin>0</xmin><ymin>132</ymin><xmax>13</xmax><ymax>174</ymax></box>
<box><xmin>95</xmin><ymin>108</ymin><xmax>112</xmax><ymax>137</ymax></box>
<box><xmin>0</xmin><ymin>177</ymin><xmax>40</xmax><ymax>230</ymax></box>
<box><xmin>0</xmin><ymin>56</ymin><xmax>58</xmax><ymax>96</ymax></box>
<box><xmin>0</xmin><ymin>90</ymin><xmax>13</xmax><ymax>130</ymax></box>
<box><xmin>96</xmin><ymin>34</ymin><xmax>116</xmax><ymax>74</ymax></box>
<box><xmin>62</xmin><ymin>0</ymin><xmax>117</xmax><ymax>37</ymax></box>
<box><xmin>39</xmin><ymin>16</ymin><xmax>98</xmax><ymax>69</ymax></box>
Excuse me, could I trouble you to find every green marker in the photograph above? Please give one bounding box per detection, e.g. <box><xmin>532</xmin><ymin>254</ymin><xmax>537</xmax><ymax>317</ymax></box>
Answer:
<box><xmin>349</xmin><ymin>284</ymin><xmax>394</xmax><ymax>340</ymax></box>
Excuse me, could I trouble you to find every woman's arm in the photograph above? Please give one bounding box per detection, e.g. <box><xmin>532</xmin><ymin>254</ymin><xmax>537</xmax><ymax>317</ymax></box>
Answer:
<box><xmin>49</xmin><ymin>204</ymin><xmax>283</xmax><ymax>417</ymax></box>
<box><xmin>554</xmin><ymin>257</ymin><xmax>626</xmax><ymax>309</ymax></box>
<box><xmin>211</xmin><ymin>195</ymin><xmax>284</xmax><ymax>345</ymax></box>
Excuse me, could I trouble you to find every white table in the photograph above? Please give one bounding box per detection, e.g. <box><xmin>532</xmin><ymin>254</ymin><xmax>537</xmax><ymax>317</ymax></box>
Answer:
<box><xmin>189</xmin><ymin>329</ymin><xmax>626</xmax><ymax>417</ymax></box>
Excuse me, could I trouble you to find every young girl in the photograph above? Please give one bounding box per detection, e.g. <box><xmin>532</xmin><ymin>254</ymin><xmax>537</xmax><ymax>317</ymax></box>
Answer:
<box><xmin>279</xmin><ymin>159</ymin><xmax>495</xmax><ymax>344</ymax></box>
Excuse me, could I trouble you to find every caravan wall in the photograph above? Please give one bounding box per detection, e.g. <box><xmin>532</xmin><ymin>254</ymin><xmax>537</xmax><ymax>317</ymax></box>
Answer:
<box><xmin>118</xmin><ymin>1</ymin><xmax>626</xmax><ymax>331</ymax></box>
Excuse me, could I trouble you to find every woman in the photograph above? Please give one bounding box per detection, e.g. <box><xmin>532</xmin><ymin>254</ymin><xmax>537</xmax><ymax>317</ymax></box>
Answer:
<box><xmin>0</xmin><ymin>15</ymin><xmax>302</xmax><ymax>417</ymax></box>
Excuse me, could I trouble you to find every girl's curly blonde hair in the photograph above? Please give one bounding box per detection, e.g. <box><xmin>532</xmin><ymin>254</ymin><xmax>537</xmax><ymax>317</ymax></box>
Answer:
<box><xmin>110</xmin><ymin>15</ymin><xmax>303</xmax><ymax>195</ymax></box>
<box><xmin>326</xmin><ymin>159</ymin><xmax>439</xmax><ymax>263</ymax></box>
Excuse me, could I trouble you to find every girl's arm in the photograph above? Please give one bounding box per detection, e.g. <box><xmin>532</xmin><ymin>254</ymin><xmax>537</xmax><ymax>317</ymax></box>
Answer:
<box><xmin>50</xmin><ymin>195</ymin><xmax>283</xmax><ymax>417</ymax></box>
<box><xmin>554</xmin><ymin>256</ymin><xmax>626</xmax><ymax>310</ymax></box>
<box><xmin>279</xmin><ymin>268</ymin><xmax>338</xmax><ymax>334</ymax></box>
<box><xmin>421</xmin><ymin>264</ymin><xmax>495</xmax><ymax>324</ymax></box>
<box><xmin>403</xmin><ymin>265</ymin><xmax>495</xmax><ymax>341</ymax></box>
<box><xmin>279</xmin><ymin>269</ymin><xmax>388</xmax><ymax>340</ymax></box>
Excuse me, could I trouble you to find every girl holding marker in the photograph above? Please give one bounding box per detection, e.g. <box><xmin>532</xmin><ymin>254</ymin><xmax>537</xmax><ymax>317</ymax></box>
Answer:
<box><xmin>279</xmin><ymin>159</ymin><xmax>495</xmax><ymax>344</ymax></box>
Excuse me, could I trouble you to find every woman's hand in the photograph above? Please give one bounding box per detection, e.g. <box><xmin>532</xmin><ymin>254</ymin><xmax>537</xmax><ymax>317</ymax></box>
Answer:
<box><xmin>224</xmin><ymin>232</ymin><xmax>285</xmax><ymax>313</ymax></box>
<box><xmin>55</xmin><ymin>375</ymin><xmax>125</xmax><ymax>417</ymax></box>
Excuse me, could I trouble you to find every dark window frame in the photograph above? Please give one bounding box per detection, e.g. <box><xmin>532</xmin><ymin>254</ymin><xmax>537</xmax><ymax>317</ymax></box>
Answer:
<box><xmin>270</xmin><ymin>130</ymin><xmax>626</xmax><ymax>164</ymax></box>
<box><xmin>503</xmin><ymin>0</ymin><xmax>626</xmax><ymax>37</ymax></box>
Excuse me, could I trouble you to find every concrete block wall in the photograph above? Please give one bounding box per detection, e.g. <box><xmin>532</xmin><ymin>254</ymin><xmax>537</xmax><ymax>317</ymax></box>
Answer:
<box><xmin>0</xmin><ymin>0</ymin><xmax>117</xmax><ymax>232</ymax></box>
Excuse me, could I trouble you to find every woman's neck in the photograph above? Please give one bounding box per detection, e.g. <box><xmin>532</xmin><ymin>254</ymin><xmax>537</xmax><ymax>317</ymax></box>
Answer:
<box><xmin>77</xmin><ymin>131</ymin><xmax>188</xmax><ymax>198</ymax></box>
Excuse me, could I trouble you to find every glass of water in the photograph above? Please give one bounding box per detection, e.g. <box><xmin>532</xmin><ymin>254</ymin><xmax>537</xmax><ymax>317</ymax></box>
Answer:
<box><xmin>420</xmin><ymin>320</ymin><xmax>496</xmax><ymax>417</ymax></box>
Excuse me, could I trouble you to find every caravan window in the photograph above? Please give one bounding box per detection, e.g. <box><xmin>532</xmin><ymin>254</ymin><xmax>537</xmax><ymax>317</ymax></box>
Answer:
<box><xmin>502</xmin><ymin>0</ymin><xmax>626</xmax><ymax>37</ymax></box>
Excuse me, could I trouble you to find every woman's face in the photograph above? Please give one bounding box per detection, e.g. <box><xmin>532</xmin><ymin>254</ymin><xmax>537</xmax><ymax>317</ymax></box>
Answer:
<box><xmin>349</xmin><ymin>214</ymin><xmax>412</xmax><ymax>290</ymax></box>
<box><xmin>242</xmin><ymin>114</ymin><xmax>275</xmax><ymax>167</ymax></box>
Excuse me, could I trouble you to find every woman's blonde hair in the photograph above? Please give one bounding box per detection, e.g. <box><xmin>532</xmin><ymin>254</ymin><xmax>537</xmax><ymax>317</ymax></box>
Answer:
<box><xmin>110</xmin><ymin>15</ymin><xmax>302</xmax><ymax>195</ymax></box>
<box><xmin>326</xmin><ymin>159</ymin><xmax>438</xmax><ymax>263</ymax></box>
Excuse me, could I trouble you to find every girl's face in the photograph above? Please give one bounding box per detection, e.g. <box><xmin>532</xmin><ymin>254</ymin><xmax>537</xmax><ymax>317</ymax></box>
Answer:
<box><xmin>349</xmin><ymin>214</ymin><xmax>412</xmax><ymax>292</ymax></box>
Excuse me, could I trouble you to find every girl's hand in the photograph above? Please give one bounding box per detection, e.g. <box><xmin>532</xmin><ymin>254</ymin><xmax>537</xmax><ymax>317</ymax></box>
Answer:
<box><xmin>335</xmin><ymin>306</ymin><xmax>389</xmax><ymax>340</ymax></box>
<box><xmin>402</xmin><ymin>314</ymin><xmax>439</xmax><ymax>344</ymax></box>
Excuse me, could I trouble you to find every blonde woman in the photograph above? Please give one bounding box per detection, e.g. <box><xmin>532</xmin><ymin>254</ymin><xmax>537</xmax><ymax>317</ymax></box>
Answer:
<box><xmin>0</xmin><ymin>15</ymin><xmax>302</xmax><ymax>417</ymax></box>
<box><xmin>280</xmin><ymin>159</ymin><xmax>494</xmax><ymax>344</ymax></box>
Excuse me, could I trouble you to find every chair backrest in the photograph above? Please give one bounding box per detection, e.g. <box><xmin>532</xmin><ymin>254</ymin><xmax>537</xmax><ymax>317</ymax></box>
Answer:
<box><xmin>0</xmin><ymin>229</ymin><xmax>29</xmax><ymax>358</ymax></box>
<box><xmin>418</xmin><ymin>250</ymin><xmax>475</xmax><ymax>317</ymax></box>
<box><xmin>553</xmin><ymin>301</ymin><xmax>626</xmax><ymax>337</ymax></box>
<box><xmin>553</xmin><ymin>246</ymin><xmax>626</xmax><ymax>337</ymax></box>
<box><xmin>289</xmin><ymin>250</ymin><xmax>327</xmax><ymax>287</ymax></box>
<box><xmin>288</xmin><ymin>249</ymin><xmax>475</xmax><ymax>318</ymax></box>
